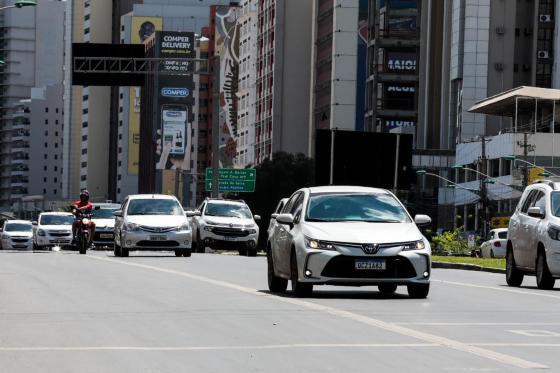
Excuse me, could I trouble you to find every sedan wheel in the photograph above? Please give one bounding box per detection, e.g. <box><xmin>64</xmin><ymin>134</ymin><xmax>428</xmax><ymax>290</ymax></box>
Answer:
<box><xmin>267</xmin><ymin>249</ymin><xmax>287</xmax><ymax>293</ymax></box>
<box><xmin>290</xmin><ymin>251</ymin><xmax>313</xmax><ymax>297</ymax></box>
<box><xmin>536</xmin><ymin>250</ymin><xmax>555</xmax><ymax>290</ymax></box>
<box><xmin>407</xmin><ymin>283</ymin><xmax>429</xmax><ymax>299</ymax></box>
<box><xmin>183</xmin><ymin>249</ymin><xmax>192</xmax><ymax>257</ymax></box>
<box><xmin>506</xmin><ymin>248</ymin><xmax>524</xmax><ymax>287</ymax></box>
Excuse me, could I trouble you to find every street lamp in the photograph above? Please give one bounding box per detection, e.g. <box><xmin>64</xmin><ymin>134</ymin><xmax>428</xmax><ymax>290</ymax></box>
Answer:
<box><xmin>416</xmin><ymin>170</ymin><xmax>481</xmax><ymax>197</ymax></box>
<box><xmin>0</xmin><ymin>0</ymin><xmax>36</xmax><ymax>11</ymax></box>
<box><xmin>451</xmin><ymin>164</ymin><xmax>524</xmax><ymax>192</ymax></box>
<box><xmin>502</xmin><ymin>155</ymin><xmax>560</xmax><ymax>177</ymax></box>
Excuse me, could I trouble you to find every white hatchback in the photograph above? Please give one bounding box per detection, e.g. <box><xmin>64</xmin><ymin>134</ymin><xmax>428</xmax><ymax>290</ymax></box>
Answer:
<box><xmin>34</xmin><ymin>212</ymin><xmax>75</xmax><ymax>249</ymax></box>
<box><xmin>1</xmin><ymin>220</ymin><xmax>33</xmax><ymax>250</ymax></box>
<box><xmin>480</xmin><ymin>228</ymin><xmax>507</xmax><ymax>258</ymax></box>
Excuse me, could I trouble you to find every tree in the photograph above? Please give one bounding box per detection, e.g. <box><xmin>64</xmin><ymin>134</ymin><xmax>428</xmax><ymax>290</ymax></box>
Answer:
<box><xmin>228</xmin><ymin>152</ymin><xmax>315</xmax><ymax>247</ymax></box>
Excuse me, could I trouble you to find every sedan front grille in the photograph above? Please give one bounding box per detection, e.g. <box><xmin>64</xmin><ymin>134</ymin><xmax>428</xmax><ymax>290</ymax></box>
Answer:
<box><xmin>12</xmin><ymin>238</ymin><xmax>29</xmax><ymax>243</ymax></box>
<box><xmin>49</xmin><ymin>232</ymin><xmax>71</xmax><ymax>237</ymax></box>
<box><xmin>139</xmin><ymin>226</ymin><xmax>175</xmax><ymax>233</ymax></box>
<box><xmin>321</xmin><ymin>256</ymin><xmax>417</xmax><ymax>279</ymax></box>
<box><xmin>136</xmin><ymin>240</ymin><xmax>179</xmax><ymax>247</ymax></box>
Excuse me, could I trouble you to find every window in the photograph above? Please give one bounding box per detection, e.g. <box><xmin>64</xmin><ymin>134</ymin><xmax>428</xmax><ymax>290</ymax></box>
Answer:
<box><xmin>54</xmin><ymin>166</ymin><xmax>58</xmax><ymax>171</ymax></box>
<box><xmin>54</xmin><ymin>189</ymin><xmax>57</xmax><ymax>195</ymax></box>
<box><xmin>44</xmin><ymin>142</ymin><xmax>48</xmax><ymax>148</ymax></box>
<box><xmin>520</xmin><ymin>190</ymin><xmax>538</xmax><ymax>213</ymax></box>
<box><xmin>81</xmin><ymin>148</ymin><xmax>87</xmax><ymax>155</ymax></box>
<box><xmin>82</xmin><ymin>122</ymin><xmax>88</xmax><ymax>128</ymax></box>
<box><xmin>83</xmin><ymin>108</ymin><xmax>88</xmax><ymax>115</ymax></box>
<box><xmin>43</xmin><ymin>177</ymin><xmax>47</xmax><ymax>183</ymax></box>
<box><xmin>81</xmin><ymin>162</ymin><xmax>87</xmax><ymax>168</ymax></box>
<box><xmin>45</xmin><ymin>108</ymin><xmax>48</xmax><ymax>113</ymax></box>
<box><xmin>532</xmin><ymin>191</ymin><xmax>547</xmax><ymax>212</ymax></box>
<box><xmin>55</xmin><ymin>143</ymin><xmax>58</xmax><ymax>148</ymax></box>
<box><xmin>44</xmin><ymin>130</ymin><xmax>48</xmax><ymax>136</ymax></box>
<box><xmin>45</xmin><ymin>119</ymin><xmax>48</xmax><ymax>125</ymax></box>
<box><xmin>81</xmin><ymin>175</ymin><xmax>87</xmax><ymax>181</ymax></box>
<box><xmin>82</xmin><ymin>135</ymin><xmax>88</xmax><ymax>141</ymax></box>
<box><xmin>43</xmin><ymin>166</ymin><xmax>47</xmax><ymax>171</ymax></box>
<box><xmin>56</xmin><ymin>108</ymin><xmax>59</xmax><ymax>113</ymax></box>
<box><xmin>83</xmin><ymin>95</ymin><xmax>89</xmax><ymax>101</ymax></box>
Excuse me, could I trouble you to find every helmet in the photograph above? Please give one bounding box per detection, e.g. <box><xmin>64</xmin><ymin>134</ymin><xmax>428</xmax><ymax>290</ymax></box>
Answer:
<box><xmin>80</xmin><ymin>190</ymin><xmax>90</xmax><ymax>202</ymax></box>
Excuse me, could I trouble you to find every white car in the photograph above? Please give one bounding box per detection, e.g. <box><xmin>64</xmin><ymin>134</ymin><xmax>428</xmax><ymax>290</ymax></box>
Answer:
<box><xmin>34</xmin><ymin>212</ymin><xmax>74</xmax><ymax>250</ymax></box>
<box><xmin>113</xmin><ymin>194</ymin><xmax>192</xmax><ymax>257</ymax></box>
<box><xmin>1</xmin><ymin>220</ymin><xmax>33</xmax><ymax>250</ymax></box>
<box><xmin>191</xmin><ymin>198</ymin><xmax>260</xmax><ymax>256</ymax></box>
<box><xmin>268</xmin><ymin>198</ymin><xmax>288</xmax><ymax>240</ymax></box>
<box><xmin>480</xmin><ymin>228</ymin><xmax>507</xmax><ymax>258</ymax></box>
<box><xmin>267</xmin><ymin>186</ymin><xmax>432</xmax><ymax>298</ymax></box>
<box><xmin>91</xmin><ymin>203</ymin><xmax>121</xmax><ymax>247</ymax></box>
<box><xmin>507</xmin><ymin>180</ymin><xmax>560</xmax><ymax>289</ymax></box>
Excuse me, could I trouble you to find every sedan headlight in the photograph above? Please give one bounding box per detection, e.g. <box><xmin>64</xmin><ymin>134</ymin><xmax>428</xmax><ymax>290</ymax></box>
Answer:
<box><xmin>1</xmin><ymin>234</ymin><xmax>8</xmax><ymax>239</ymax></box>
<box><xmin>247</xmin><ymin>228</ymin><xmax>258</xmax><ymax>234</ymax></box>
<box><xmin>124</xmin><ymin>223</ymin><xmax>140</xmax><ymax>232</ymax></box>
<box><xmin>176</xmin><ymin>223</ymin><xmax>191</xmax><ymax>232</ymax></box>
<box><xmin>37</xmin><ymin>229</ymin><xmax>46</xmax><ymax>237</ymax></box>
<box><xmin>305</xmin><ymin>237</ymin><xmax>335</xmax><ymax>250</ymax></box>
<box><xmin>548</xmin><ymin>225</ymin><xmax>560</xmax><ymax>240</ymax></box>
<box><xmin>402</xmin><ymin>240</ymin><xmax>426</xmax><ymax>251</ymax></box>
<box><xmin>203</xmin><ymin>225</ymin><xmax>214</xmax><ymax>232</ymax></box>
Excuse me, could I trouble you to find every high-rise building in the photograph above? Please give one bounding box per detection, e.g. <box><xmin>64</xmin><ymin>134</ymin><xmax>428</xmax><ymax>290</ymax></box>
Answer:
<box><xmin>253</xmin><ymin>0</ymin><xmax>314</xmax><ymax>164</ymax></box>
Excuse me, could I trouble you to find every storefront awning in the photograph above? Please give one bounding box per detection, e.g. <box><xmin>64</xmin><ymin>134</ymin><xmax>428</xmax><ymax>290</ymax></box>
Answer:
<box><xmin>468</xmin><ymin>86</ymin><xmax>560</xmax><ymax>117</ymax></box>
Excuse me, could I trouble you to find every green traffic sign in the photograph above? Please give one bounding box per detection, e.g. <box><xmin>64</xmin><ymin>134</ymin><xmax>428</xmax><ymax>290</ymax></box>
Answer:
<box><xmin>205</xmin><ymin>168</ymin><xmax>256</xmax><ymax>192</ymax></box>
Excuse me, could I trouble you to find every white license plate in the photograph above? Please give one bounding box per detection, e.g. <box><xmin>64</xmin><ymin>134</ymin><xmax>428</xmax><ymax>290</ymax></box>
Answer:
<box><xmin>355</xmin><ymin>259</ymin><xmax>386</xmax><ymax>270</ymax></box>
<box><xmin>149</xmin><ymin>235</ymin><xmax>167</xmax><ymax>241</ymax></box>
<box><xmin>100</xmin><ymin>234</ymin><xmax>113</xmax><ymax>239</ymax></box>
<box><xmin>222</xmin><ymin>236</ymin><xmax>235</xmax><ymax>241</ymax></box>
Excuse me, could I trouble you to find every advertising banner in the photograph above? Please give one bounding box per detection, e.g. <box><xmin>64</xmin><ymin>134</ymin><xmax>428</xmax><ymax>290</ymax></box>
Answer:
<box><xmin>131</xmin><ymin>16</ymin><xmax>163</xmax><ymax>44</ymax></box>
<box><xmin>386</xmin><ymin>52</ymin><xmax>417</xmax><ymax>72</ymax></box>
<box><xmin>154</xmin><ymin>31</ymin><xmax>195</xmax><ymax>171</ymax></box>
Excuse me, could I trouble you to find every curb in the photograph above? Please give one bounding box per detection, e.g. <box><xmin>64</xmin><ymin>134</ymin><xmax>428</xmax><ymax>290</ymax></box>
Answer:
<box><xmin>432</xmin><ymin>261</ymin><xmax>506</xmax><ymax>274</ymax></box>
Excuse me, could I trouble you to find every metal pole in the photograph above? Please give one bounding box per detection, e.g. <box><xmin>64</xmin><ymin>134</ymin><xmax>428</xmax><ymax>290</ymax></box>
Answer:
<box><xmin>329</xmin><ymin>128</ymin><xmax>336</xmax><ymax>185</ymax></box>
<box><xmin>514</xmin><ymin>97</ymin><xmax>518</xmax><ymax>132</ymax></box>
<box><xmin>211</xmin><ymin>56</ymin><xmax>220</xmax><ymax>198</ymax></box>
<box><xmin>174</xmin><ymin>168</ymin><xmax>180</xmax><ymax>199</ymax></box>
<box><xmin>553</xmin><ymin>99</ymin><xmax>556</xmax><ymax>168</ymax></box>
<box><xmin>393</xmin><ymin>134</ymin><xmax>400</xmax><ymax>192</ymax></box>
<box><xmin>534</xmin><ymin>98</ymin><xmax>538</xmax><ymax>166</ymax></box>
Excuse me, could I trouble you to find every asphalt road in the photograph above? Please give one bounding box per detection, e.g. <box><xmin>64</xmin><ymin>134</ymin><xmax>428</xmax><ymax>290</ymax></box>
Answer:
<box><xmin>1</xmin><ymin>250</ymin><xmax>560</xmax><ymax>372</ymax></box>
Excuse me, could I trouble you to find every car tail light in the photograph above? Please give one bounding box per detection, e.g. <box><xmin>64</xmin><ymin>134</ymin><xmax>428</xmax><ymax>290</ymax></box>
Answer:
<box><xmin>494</xmin><ymin>241</ymin><xmax>501</xmax><ymax>247</ymax></box>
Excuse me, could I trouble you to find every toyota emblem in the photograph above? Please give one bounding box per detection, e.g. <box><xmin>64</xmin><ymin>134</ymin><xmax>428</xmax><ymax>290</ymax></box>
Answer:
<box><xmin>362</xmin><ymin>244</ymin><xmax>379</xmax><ymax>255</ymax></box>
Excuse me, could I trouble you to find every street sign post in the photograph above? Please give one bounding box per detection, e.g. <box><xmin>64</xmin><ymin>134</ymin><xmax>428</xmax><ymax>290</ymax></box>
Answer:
<box><xmin>205</xmin><ymin>168</ymin><xmax>256</xmax><ymax>193</ymax></box>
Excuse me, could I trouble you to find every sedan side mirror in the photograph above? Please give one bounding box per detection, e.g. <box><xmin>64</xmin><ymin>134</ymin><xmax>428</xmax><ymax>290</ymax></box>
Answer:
<box><xmin>414</xmin><ymin>214</ymin><xmax>432</xmax><ymax>227</ymax></box>
<box><xmin>113</xmin><ymin>210</ymin><xmax>123</xmax><ymax>217</ymax></box>
<box><xmin>254</xmin><ymin>215</ymin><xmax>261</xmax><ymax>222</ymax></box>
<box><xmin>528</xmin><ymin>206</ymin><xmax>545</xmax><ymax>219</ymax></box>
<box><xmin>270</xmin><ymin>213</ymin><xmax>279</xmax><ymax>220</ymax></box>
<box><xmin>186</xmin><ymin>210</ymin><xmax>201</xmax><ymax>217</ymax></box>
<box><xmin>32</xmin><ymin>221</ymin><xmax>37</xmax><ymax>225</ymax></box>
<box><xmin>276</xmin><ymin>213</ymin><xmax>294</xmax><ymax>226</ymax></box>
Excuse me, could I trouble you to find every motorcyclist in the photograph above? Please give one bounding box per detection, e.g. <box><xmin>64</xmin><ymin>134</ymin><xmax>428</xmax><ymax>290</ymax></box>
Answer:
<box><xmin>72</xmin><ymin>190</ymin><xmax>95</xmax><ymax>245</ymax></box>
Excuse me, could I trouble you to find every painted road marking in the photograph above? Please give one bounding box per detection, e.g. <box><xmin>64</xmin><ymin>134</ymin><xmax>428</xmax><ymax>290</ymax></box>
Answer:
<box><xmin>397</xmin><ymin>323</ymin><xmax>560</xmax><ymax>326</ymax></box>
<box><xmin>433</xmin><ymin>279</ymin><xmax>560</xmax><ymax>300</ymax></box>
<box><xmin>3</xmin><ymin>342</ymin><xmax>560</xmax><ymax>352</ymax></box>
<box><xmin>509</xmin><ymin>330</ymin><xmax>560</xmax><ymax>337</ymax></box>
<box><xmin>83</xmin><ymin>254</ymin><xmax>548</xmax><ymax>370</ymax></box>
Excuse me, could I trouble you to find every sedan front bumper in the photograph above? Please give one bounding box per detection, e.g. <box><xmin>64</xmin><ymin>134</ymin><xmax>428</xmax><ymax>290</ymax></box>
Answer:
<box><xmin>122</xmin><ymin>230</ymin><xmax>192</xmax><ymax>250</ymax></box>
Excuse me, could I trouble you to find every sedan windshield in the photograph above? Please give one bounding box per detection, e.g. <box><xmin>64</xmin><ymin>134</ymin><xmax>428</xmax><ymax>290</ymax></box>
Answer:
<box><xmin>306</xmin><ymin>193</ymin><xmax>411</xmax><ymax>223</ymax></box>
<box><xmin>40</xmin><ymin>215</ymin><xmax>74</xmax><ymax>225</ymax></box>
<box><xmin>127</xmin><ymin>199</ymin><xmax>183</xmax><ymax>216</ymax></box>
<box><xmin>205</xmin><ymin>203</ymin><xmax>252</xmax><ymax>219</ymax></box>
<box><xmin>4</xmin><ymin>223</ymin><xmax>32</xmax><ymax>232</ymax></box>
<box><xmin>92</xmin><ymin>208</ymin><xmax>118</xmax><ymax>219</ymax></box>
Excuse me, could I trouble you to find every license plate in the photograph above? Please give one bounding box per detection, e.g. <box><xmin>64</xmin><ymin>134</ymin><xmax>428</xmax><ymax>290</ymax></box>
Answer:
<box><xmin>222</xmin><ymin>236</ymin><xmax>235</xmax><ymax>241</ymax></box>
<box><xmin>100</xmin><ymin>234</ymin><xmax>113</xmax><ymax>239</ymax></box>
<box><xmin>149</xmin><ymin>235</ymin><xmax>167</xmax><ymax>241</ymax></box>
<box><xmin>355</xmin><ymin>259</ymin><xmax>386</xmax><ymax>270</ymax></box>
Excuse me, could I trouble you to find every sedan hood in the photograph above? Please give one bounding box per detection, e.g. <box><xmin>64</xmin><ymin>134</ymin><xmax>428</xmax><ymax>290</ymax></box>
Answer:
<box><xmin>303</xmin><ymin>221</ymin><xmax>423</xmax><ymax>244</ymax></box>
<box><xmin>126</xmin><ymin>215</ymin><xmax>187</xmax><ymax>227</ymax></box>
<box><xmin>203</xmin><ymin>216</ymin><xmax>256</xmax><ymax>227</ymax></box>
<box><xmin>92</xmin><ymin>218</ymin><xmax>115</xmax><ymax>229</ymax></box>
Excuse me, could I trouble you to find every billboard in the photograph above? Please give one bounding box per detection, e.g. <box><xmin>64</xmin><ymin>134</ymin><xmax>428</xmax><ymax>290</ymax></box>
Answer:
<box><xmin>154</xmin><ymin>31</ymin><xmax>195</xmax><ymax>171</ymax></box>
<box><xmin>386</xmin><ymin>52</ymin><xmax>417</xmax><ymax>72</ymax></box>
<box><xmin>128</xmin><ymin>17</ymin><xmax>162</xmax><ymax>175</ymax></box>
<box><xmin>131</xmin><ymin>16</ymin><xmax>163</xmax><ymax>44</ymax></box>
<box><xmin>214</xmin><ymin>6</ymin><xmax>240</xmax><ymax>167</ymax></box>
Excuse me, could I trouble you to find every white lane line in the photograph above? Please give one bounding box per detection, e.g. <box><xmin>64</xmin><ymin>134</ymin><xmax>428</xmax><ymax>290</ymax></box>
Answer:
<box><xmin>0</xmin><ymin>343</ymin><xmax>438</xmax><ymax>352</ymax></box>
<box><xmin>4</xmin><ymin>343</ymin><xmax>560</xmax><ymax>352</ymax></box>
<box><xmin>85</xmin><ymin>255</ymin><xmax>548</xmax><ymax>370</ymax></box>
<box><xmin>433</xmin><ymin>279</ymin><xmax>560</xmax><ymax>300</ymax></box>
<box><xmin>397</xmin><ymin>323</ymin><xmax>560</xmax><ymax>326</ymax></box>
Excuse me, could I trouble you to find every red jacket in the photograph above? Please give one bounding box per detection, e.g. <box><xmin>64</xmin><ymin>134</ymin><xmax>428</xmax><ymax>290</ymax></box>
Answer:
<box><xmin>73</xmin><ymin>200</ymin><xmax>93</xmax><ymax>213</ymax></box>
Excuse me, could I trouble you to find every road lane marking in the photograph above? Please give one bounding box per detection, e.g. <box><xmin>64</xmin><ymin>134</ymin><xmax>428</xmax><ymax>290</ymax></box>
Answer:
<box><xmin>433</xmin><ymin>279</ymin><xmax>560</xmax><ymax>300</ymax></box>
<box><xmin>509</xmin><ymin>330</ymin><xmax>560</xmax><ymax>337</ymax></box>
<box><xmin>0</xmin><ymin>343</ymin><xmax>438</xmax><ymax>352</ymax></box>
<box><xmin>4</xmin><ymin>342</ymin><xmax>560</xmax><ymax>352</ymax></box>
<box><xmin>397</xmin><ymin>323</ymin><xmax>560</xmax><ymax>326</ymax></box>
<box><xmin>85</xmin><ymin>255</ymin><xmax>548</xmax><ymax>370</ymax></box>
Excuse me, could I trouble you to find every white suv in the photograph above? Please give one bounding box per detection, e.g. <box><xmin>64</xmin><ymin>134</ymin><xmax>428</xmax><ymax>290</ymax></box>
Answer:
<box><xmin>191</xmin><ymin>199</ymin><xmax>260</xmax><ymax>256</ymax></box>
<box><xmin>507</xmin><ymin>180</ymin><xmax>560</xmax><ymax>289</ymax></box>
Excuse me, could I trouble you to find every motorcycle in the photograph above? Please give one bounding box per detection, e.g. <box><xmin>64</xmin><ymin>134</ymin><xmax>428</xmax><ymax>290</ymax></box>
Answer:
<box><xmin>73</xmin><ymin>209</ymin><xmax>93</xmax><ymax>255</ymax></box>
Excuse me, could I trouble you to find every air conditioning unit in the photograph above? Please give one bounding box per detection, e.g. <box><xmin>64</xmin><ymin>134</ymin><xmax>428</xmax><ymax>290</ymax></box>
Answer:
<box><xmin>538</xmin><ymin>50</ymin><xmax>550</xmax><ymax>59</ymax></box>
<box><xmin>494</xmin><ymin>63</ymin><xmax>504</xmax><ymax>71</ymax></box>
<box><xmin>495</xmin><ymin>26</ymin><xmax>505</xmax><ymax>35</ymax></box>
<box><xmin>540</xmin><ymin>14</ymin><xmax>552</xmax><ymax>22</ymax></box>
